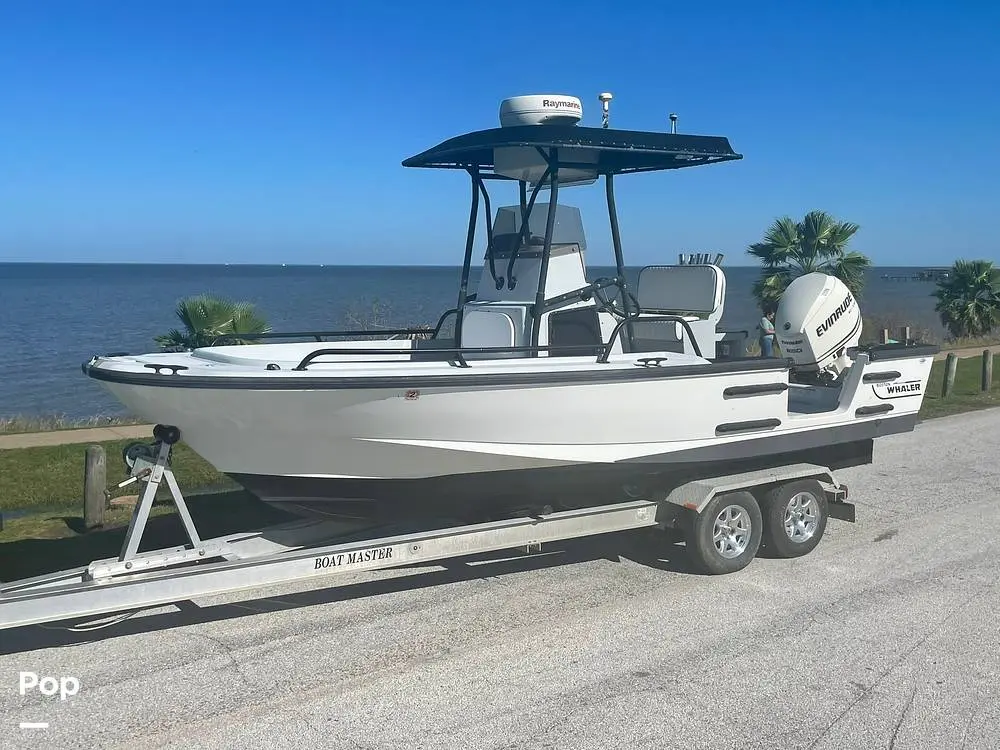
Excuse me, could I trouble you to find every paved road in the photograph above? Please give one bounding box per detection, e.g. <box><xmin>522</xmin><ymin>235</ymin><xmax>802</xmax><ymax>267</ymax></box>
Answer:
<box><xmin>2</xmin><ymin>409</ymin><xmax>998</xmax><ymax>749</ymax></box>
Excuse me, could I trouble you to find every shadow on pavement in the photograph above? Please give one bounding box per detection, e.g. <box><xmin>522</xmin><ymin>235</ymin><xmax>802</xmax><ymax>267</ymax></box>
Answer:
<box><xmin>0</xmin><ymin>528</ymin><xmax>695</xmax><ymax>655</ymax></box>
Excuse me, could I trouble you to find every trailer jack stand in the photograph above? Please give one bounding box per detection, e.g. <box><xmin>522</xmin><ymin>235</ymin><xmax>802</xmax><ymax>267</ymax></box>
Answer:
<box><xmin>108</xmin><ymin>436</ymin><xmax>205</xmax><ymax>571</ymax></box>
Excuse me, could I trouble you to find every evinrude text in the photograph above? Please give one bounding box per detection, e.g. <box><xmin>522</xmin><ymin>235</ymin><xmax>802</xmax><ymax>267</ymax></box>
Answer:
<box><xmin>815</xmin><ymin>293</ymin><xmax>855</xmax><ymax>337</ymax></box>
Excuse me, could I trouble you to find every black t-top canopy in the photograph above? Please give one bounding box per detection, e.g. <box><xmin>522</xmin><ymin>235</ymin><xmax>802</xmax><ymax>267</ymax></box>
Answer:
<box><xmin>402</xmin><ymin>124</ymin><xmax>742</xmax><ymax>176</ymax></box>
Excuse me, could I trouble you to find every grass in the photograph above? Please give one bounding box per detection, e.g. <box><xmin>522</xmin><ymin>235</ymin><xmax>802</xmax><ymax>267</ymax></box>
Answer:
<box><xmin>0</xmin><ymin>438</ymin><xmax>236</xmax><ymax>513</ymax></box>
<box><xmin>0</xmin><ymin>490</ymin><xmax>297</xmax><ymax>582</ymax></box>
<box><xmin>0</xmin><ymin>437</ymin><xmax>281</xmax><ymax>580</ymax></box>
<box><xmin>919</xmin><ymin>351</ymin><xmax>999</xmax><ymax>419</ymax></box>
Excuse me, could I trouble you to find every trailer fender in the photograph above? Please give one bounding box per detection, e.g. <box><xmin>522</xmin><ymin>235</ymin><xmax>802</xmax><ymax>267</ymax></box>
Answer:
<box><xmin>655</xmin><ymin>462</ymin><xmax>852</xmax><ymax>520</ymax></box>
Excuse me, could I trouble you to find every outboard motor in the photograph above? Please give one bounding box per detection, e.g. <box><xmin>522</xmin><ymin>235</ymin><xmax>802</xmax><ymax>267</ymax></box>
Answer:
<box><xmin>776</xmin><ymin>273</ymin><xmax>862</xmax><ymax>382</ymax></box>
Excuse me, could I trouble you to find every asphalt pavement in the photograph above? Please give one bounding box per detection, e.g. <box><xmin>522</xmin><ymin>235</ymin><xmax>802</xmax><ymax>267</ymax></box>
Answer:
<box><xmin>1</xmin><ymin>408</ymin><xmax>998</xmax><ymax>749</ymax></box>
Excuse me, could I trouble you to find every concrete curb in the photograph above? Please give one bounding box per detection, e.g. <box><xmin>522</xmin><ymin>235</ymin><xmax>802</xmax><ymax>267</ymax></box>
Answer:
<box><xmin>0</xmin><ymin>424</ymin><xmax>155</xmax><ymax>450</ymax></box>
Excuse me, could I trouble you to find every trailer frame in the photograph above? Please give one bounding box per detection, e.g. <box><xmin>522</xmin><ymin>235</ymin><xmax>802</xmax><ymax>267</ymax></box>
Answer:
<box><xmin>0</xmin><ymin>425</ymin><xmax>854</xmax><ymax>631</ymax></box>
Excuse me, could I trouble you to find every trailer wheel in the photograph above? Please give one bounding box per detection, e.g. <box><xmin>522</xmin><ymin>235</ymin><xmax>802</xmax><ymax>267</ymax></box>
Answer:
<box><xmin>760</xmin><ymin>479</ymin><xmax>828</xmax><ymax>558</ymax></box>
<box><xmin>685</xmin><ymin>491</ymin><xmax>762</xmax><ymax>575</ymax></box>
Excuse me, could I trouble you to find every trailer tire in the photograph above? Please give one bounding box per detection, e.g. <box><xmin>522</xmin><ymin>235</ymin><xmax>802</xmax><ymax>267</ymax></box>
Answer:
<box><xmin>685</xmin><ymin>491</ymin><xmax>762</xmax><ymax>575</ymax></box>
<box><xmin>760</xmin><ymin>479</ymin><xmax>828</xmax><ymax>558</ymax></box>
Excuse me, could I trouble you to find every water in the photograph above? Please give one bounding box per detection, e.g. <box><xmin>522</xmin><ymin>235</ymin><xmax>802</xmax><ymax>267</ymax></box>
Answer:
<box><xmin>0</xmin><ymin>262</ymin><xmax>946</xmax><ymax>420</ymax></box>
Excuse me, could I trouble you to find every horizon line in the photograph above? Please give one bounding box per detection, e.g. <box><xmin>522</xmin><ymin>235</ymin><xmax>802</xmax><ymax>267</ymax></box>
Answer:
<box><xmin>0</xmin><ymin>260</ymin><xmax>958</xmax><ymax>269</ymax></box>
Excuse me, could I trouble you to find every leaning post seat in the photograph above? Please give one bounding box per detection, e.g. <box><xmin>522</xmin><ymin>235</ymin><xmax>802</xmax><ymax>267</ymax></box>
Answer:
<box><xmin>633</xmin><ymin>264</ymin><xmax>726</xmax><ymax>357</ymax></box>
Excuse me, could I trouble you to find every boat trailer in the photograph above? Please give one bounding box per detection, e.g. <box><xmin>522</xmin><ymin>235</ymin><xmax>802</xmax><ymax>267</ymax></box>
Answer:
<box><xmin>0</xmin><ymin>425</ymin><xmax>854</xmax><ymax>631</ymax></box>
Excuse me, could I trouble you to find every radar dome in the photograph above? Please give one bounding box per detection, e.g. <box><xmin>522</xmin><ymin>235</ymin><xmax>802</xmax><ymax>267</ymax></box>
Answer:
<box><xmin>499</xmin><ymin>95</ymin><xmax>583</xmax><ymax>127</ymax></box>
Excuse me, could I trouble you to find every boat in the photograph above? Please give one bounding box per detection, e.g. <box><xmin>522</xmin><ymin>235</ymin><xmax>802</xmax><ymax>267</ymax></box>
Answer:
<box><xmin>81</xmin><ymin>93</ymin><xmax>938</xmax><ymax>522</ymax></box>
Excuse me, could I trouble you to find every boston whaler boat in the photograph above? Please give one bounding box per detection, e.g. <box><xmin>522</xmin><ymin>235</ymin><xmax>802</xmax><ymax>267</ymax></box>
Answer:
<box><xmin>82</xmin><ymin>93</ymin><xmax>937</xmax><ymax>523</ymax></box>
<box><xmin>0</xmin><ymin>93</ymin><xmax>940</xmax><ymax>630</ymax></box>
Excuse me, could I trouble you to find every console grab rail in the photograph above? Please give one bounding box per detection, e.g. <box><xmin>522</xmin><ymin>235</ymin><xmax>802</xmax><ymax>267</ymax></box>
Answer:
<box><xmin>292</xmin><ymin>313</ymin><xmax>703</xmax><ymax>370</ymax></box>
<box><xmin>293</xmin><ymin>344</ymin><xmax>612</xmax><ymax>370</ymax></box>
<box><xmin>598</xmin><ymin>314</ymin><xmax>703</xmax><ymax>362</ymax></box>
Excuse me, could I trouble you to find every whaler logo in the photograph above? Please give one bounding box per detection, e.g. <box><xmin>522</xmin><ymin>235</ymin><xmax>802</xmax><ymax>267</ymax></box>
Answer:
<box><xmin>872</xmin><ymin>380</ymin><xmax>922</xmax><ymax>400</ymax></box>
<box><xmin>542</xmin><ymin>98</ymin><xmax>581</xmax><ymax>110</ymax></box>
<box><xmin>314</xmin><ymin>546</ymin><xmax>393</xmax><ymax>570</ymax></box>
<box><xmin>815</xmin><ymin>293</ymin><xmax>854</xmax><ymax>337</ymax></box>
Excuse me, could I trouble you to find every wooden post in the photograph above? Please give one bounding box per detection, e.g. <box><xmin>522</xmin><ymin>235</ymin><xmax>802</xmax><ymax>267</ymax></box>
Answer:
<box><xmin>899</xmin><ymin>326</ymin><xmax>911</xmax><ymax>343</ymax></box>
<box><xmin>942</xmin><ymin>353</ymin><xmax>958</xmax><ymax>398</ymax></box>
<box><xmin>880</xmin><ymin>328</ymin><xmax>890</xmax><ymax>345</ymax></box>
<box><xmin>983</xmin><ymin>349</ymin><xmax>993</xmax><ymax>393</ymax></box>
<box><xmin>84</xmin><ymin>445</ymin><xmax>106</xmax><ymax>530</ymax></box>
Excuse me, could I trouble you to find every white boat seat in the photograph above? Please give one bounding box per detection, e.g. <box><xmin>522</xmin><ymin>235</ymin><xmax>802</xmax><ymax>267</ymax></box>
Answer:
<box><xmin>629</xmin><ymin>264</ymin><xmax>726</xmax><ymax>357</ymax></box>
<box><xmin>636</xmin><ymin>264</ymin><xmax>724</xmax><ymax>317</ymax></box>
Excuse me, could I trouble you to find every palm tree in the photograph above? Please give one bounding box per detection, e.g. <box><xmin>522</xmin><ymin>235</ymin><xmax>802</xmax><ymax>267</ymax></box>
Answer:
<box><xmin>747</xmin><ymin>210</ymin><xmax>871</xmax><ymax>306</ymax></box>
<box><xmin>154</xmin><ymin>295</ymin><xmax>271</xmax><ymax>350</ymax></box>
<box><xmin>931</xmin><ymin>259</ymin><xmax>1000</xmax><ymax>339</ymax></box>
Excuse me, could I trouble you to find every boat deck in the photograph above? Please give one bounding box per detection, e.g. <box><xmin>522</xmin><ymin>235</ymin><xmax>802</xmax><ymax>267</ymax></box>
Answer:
<box><xmin>89</xmin><ymin>340</ymin><xmax>793</xmax><ymax>383</ymax></box>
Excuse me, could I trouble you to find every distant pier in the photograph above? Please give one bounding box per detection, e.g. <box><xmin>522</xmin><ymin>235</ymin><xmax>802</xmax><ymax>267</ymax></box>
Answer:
<box><xmin>880</xmin><ymin>268</ymin><xmax>951</xmax><ymax>282</ymax></box>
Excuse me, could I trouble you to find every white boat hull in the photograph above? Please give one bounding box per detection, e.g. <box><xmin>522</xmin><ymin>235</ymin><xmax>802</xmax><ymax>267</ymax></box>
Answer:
<box><xmin>86</xmin><ymin>342</ymin><xmax>936</xmax><ymax>519</ymax></box>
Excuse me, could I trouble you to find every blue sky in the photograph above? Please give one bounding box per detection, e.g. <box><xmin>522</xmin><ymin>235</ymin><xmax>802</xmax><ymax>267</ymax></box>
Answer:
<box><xmin>1</xmin><ymin>0</ymin><xmax>997</xmax><ymax>266</ymax></box>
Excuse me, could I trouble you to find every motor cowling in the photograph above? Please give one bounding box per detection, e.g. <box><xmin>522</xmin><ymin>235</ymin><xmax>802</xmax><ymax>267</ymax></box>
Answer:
<box><xmin>775</xmin><ymin>273</ymin><xmax>862</xmax><ymax>379</ymax></box>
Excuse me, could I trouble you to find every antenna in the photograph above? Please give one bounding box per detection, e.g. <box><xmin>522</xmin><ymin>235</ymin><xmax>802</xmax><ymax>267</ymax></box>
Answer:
<box><xmin>669</xmin><ymin>113</ymin><xmax>678</xmax><ymax>134</ymax></box>
<box><xmin>598</xmin><ymin>92</ymin><xmax>613</xmax><ymax>128</ymax></box>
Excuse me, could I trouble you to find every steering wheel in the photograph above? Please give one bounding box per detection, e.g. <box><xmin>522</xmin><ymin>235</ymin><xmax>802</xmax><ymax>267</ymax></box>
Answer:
<box><xmin>591</xmin><ymin>277</ymin><xmax>640</xmax><ymax>318</ymax></box>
